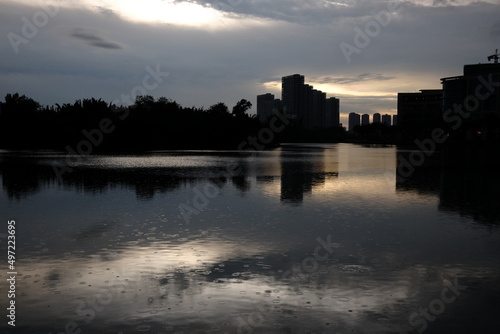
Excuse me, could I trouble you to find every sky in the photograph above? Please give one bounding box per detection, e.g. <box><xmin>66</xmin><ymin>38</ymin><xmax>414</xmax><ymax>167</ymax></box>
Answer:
<box><xmin>1</xmin><ymin>0</ymin><xmax>499</xmax><ymax>125</ymax></box>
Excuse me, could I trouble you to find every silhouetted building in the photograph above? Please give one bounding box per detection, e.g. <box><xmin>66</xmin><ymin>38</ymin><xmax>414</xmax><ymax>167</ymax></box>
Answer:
<box><xmin>361</xmin><ymin>114</ymin><xmax>370</xmax><ymax>125</ymax></box>
<box><xmin>393</xmin><ymin>115</ymin><xmax>398</xmax><ymax>126</ymax></box>
<box><xmin>397</xmin><ymin>89</ymin><xmax>443</xmax><ymax>141</ymax></box>
<box><xmin>348</xmin><ymin>112</ymin><xmax>360</xmax><ymax>132</ymax></box>
<box><xmin>312</xmin><ymin>89</ymin><xmax>326</xmax><ymax>128</ymax></box>
<box><xmin>325</xmin><ymin>97</ymin><xmax>340</xmax><ymax>128</ymax></box>
<box><xmin>282</xmin><ymin>74</ymin><xmax>305</xmax><ymax>121</ymax></box>
<box><xmin>274</xmin><ymin>74</ymin><xmax>341</xmax><ymax>129</ymax></box>
<box><xmin>257</xmin><ymin>93</ymin><xmax>279</xmax><ymax>123</ymax></box>
<box><xmin>382</xmin><ymin>114</ymin><xmax>392</xmax><ymax>125</ymax></box>
<box><xmin>441</xmin><ymin>62</ymin><xmax>500</xmax><ymax>141</ymax></box>
<box><xmin>302</xmin><ymin>84</ymin><xmax>314</xmax><ymax>128</ymax></box>
<box><xmin>373</xmin><ymin>113</ymin><xmax>381</xmax><ymax>123</ymax></box>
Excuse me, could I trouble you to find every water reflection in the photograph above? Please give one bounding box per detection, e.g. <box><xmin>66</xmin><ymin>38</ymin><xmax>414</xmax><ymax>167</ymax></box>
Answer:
<box><xmin>279</xmin><ymin>145</ymin><xmax>338</xmax><ymax>205</ymax></box>
<box><xmin>1</xmin><ymin>144</ymin><xmax>500</xmax><ymax>333</ymax></box>
<box><xmin>396</xmin><ymin>148</ymin><xmax>500</xmax><ymax>224</ymax></box>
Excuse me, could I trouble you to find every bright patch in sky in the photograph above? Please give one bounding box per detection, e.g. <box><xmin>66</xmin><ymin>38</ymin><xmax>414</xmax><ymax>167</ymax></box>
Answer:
<box><xmin>10</xmin><ymin>0</ymin><xmax>225</xmax><ymax>27</ymax></box>
<box><xmin>88</xmin><ymin>0</ymin><xmax>223</xmax><ymax>26</ymax></box>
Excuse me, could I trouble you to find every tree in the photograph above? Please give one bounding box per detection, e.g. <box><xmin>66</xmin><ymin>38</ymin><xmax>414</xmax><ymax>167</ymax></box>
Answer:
<box><xmin>232</xmin><ymin>99</ymin><xmax>252</xmax><ymax>118</ymax></box>
<box><xmin>208</xmin><ymin>102</ymin><xmax>230</xmax><ymax>117</ymax></box>
<box><xmin>3</xmin><ymin>93</ymin><xmax>40</xmax><ymax>115</ymax></box>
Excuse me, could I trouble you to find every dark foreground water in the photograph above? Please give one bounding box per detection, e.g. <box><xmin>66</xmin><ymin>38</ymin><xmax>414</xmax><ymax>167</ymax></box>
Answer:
<box><xmin>1</xmin><ymin>143</ymin><xmax>499</xmax><ymax>334</ymax></box>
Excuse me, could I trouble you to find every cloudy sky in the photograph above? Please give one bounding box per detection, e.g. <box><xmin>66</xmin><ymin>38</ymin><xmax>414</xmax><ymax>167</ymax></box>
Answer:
<box><xmin>1</xmin><ymin>0</ymin><xmax>499</xmax><ymax>124</ymax></box>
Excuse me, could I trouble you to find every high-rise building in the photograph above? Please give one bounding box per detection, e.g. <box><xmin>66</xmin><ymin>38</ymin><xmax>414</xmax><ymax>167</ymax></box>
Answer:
<box><xmin>348</xmin><ymin>112</ymin><xmax>360</xmax><ymax>132</ymax></box>
<box><xmin>302</xmin><ymin>84</ymin><xmax>314</xmax><ymax>129</ymax></box>
<box><xmin>257</xmin><ymin>93</ymin><xmax>276</xmax><ymax>123</ymax></box>
<box><xmin>260</xmin><ymin>74</ymin><xmax>340</xmax><ymax>129</ymax></box>
<box><xmin>382</xmin><ymin>114</ymin><xmax>392</xmax><ymax>125</ymax></box>
<box><xmin>397</xmin><ymin>89</ymin><xmax>443</xmax><ymax>141</ymax></box>
<box><xmin>441</xmin><ymin>62</ymin><xmax>500</xmax><ymax>140</ymax></box>
<box><xmin>325</xmin><ymin>97</ymin><xmax>340</xmax><ymax>128</ymax></box>
<box><xmin>361</xmin><ymin>114</ymin><xmax>370</xmax><ymax>125</ymax></box>
<box><xmin>441</xmin><ymin>63</ymin><xmax>500</xmax><ymax>119</ymax></box>
<box><xmin>392</xmin><ymin>115</ymin><xmax>398</xmax><ymax>126</ymax></box>
<box><xmin>282</xmin><ymin>74</ymin><xmax>305</xmax><ymax>120</ymax></box>
<box><xmin>373</xmin><ymin>113</ymin><xmax>381</xmax><ymax>123</ymax></box>
<box><xmin>312</xmin><ymin>89</ymin><xmax>326</xmax><ymax>128</ymax></box>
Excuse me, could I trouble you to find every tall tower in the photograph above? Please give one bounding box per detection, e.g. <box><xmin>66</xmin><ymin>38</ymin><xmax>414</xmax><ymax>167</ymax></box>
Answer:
<box><xmin>257</xmin><ymin>93</ymin><xmax>275</xmax><ymax>123</ymax></box>
<box><xmin>282</xmin><ymin>74</ymin><xmax>305</xmax><ymax>120</ymax></box>
<box><xmin>348</xmin><ymin>112</ymin><xmax>360</xmax><ymax>132</ymax></box>
<box><xmin>361</xmin><ymin>114</ymin><xmax>370</xmax><ymax>125</ymax></box>
<box><xmin>325</xmin><ymin>97</ymin><xmax>340</xmax><ymax>128</ymax></box>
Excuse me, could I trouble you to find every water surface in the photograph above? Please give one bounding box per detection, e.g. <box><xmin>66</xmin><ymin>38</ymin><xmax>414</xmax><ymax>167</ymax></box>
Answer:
<box><xmin>1</xmin><ymin>143</ymin><xmax>499</xmax><ymax>333</ymax></box>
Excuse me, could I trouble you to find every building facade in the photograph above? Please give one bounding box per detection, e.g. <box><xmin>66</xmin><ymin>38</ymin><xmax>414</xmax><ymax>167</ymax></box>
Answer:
<box><xmin>361</xmin><ymin>114</ymin><xmax>370</xmax><ymax>125</ymax></box>
<box><xmin>257</xmin><ymin>93</ymin><xmax>276</xmax><ymax>123</ymax></box>
<box><xmin>348</xmin><ymin>112</ymin><xmax>360</xmax><ymax>132</ymax></box>
<box><xmin>382</xmin><ymin>114</ymin><xmax>392</xmax><ymax>125</ymax></box>
<box><xmin>397</xmin><ymin>89</ymin><xmax>443</xmax><ymax>141</ymax></box>
<box><xmin>282</xmin><ymin>74</ymin><xmax>305</xmax><ymax>121</ymax></box>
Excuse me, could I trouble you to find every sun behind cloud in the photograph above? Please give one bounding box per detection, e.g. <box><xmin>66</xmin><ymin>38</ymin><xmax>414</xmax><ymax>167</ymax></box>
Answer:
<box><xmin>94</xmin><ymin>0</ymin><xmax>223</xmax><ymax>26</ymax></box>
<box><xmin>7</xmin><ymin>0</ymin><xmax>226</xmax><ymax>27</ymax></box>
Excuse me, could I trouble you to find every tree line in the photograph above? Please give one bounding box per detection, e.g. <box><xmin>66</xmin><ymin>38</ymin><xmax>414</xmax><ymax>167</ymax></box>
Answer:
<box><xmin>0</xmin><ymin>93</ymin><xmax>262</xmax><ymax>151</ymax></box>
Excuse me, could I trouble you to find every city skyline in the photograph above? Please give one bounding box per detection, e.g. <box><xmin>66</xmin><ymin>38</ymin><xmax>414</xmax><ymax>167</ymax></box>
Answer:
<box><xmin>2</xmin><ymin>0</ymin><xmax>499</xmax><ymax>127</ymax></box>
<box><xmin>258</xmin><ymin>74</ymin><xmax>340</xmax><ymax>129</ymax></box>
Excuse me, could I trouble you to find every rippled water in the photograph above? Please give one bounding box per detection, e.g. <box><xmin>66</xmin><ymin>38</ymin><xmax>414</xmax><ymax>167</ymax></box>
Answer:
<box><xmin>1</xmin><ymin>143</ymin><xmax>499</xmax><ymax>333</ymax></box>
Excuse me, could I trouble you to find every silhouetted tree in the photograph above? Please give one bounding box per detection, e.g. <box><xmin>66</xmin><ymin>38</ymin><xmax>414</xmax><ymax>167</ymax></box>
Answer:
<box><xmin>207</xmin><ymin>102</ymin><xmax>230</xmax><ymax>117</ymax></box>
<box><xmin>232</xmin><ymin>99</ymin><xmax>252</xmax><ymax>118</ymax></box>
<box><xmin>0</xmin><ymin>93</ymin><xmax>266</xmax><ymax>151</ymax></box>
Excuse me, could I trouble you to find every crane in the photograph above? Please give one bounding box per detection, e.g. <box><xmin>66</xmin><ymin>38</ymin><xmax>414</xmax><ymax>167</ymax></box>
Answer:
<box><xmin>487</xmin><ymin>49</ymin><xmax>499</xmax><ymax>63</ymax></box>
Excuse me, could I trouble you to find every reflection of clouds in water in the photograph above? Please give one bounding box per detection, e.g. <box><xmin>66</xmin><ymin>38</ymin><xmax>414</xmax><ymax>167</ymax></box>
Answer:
<box><xmin>11</xmin><ymin>238</ymin><xmax>492</xmax><ymax>333</ymax></box>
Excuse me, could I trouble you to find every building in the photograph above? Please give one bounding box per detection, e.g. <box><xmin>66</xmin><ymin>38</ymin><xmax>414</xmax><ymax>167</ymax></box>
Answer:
<box><xmin>311</xmin><ymin>89</ymin><xmax>326</xmax><ymax>129</ymax></box>
<box><xmin>441</xmin><ymin>62</ymin><xmax>500</xmax><ymax>141</ymax></box>
<box><xmin>392</xmin><ymin>115</ymin><xmax>398</xmax><ymax>126</ymax></box>
<box><xmin>257</xmin><ymin>93</ymin><xmax>276</xmax><ymax>123</ymax></box>
<box><xmin>348</xmin><ymin>112</ymin><xmax>360</xmax><ymax>132</ymax></box>
<box><xmin>302</xmin><ymin>84</ymin><xmax>314</xmax><ymax>128</ymax></box>
<box><xmin>260</xmin><ymin>74</ymin><xmax>340</xmax><ymax>129</ymax></box>
<box><xmin>397</xmin><ymin>89</ymin><xmax>443</xmax><ymax>141</ymax></box>
<box><xmin>382</xmin><ymin>114</ymin><xmax>392</xmax><ymax>125</ymax></box>
<box><xmin>282</xmin><ymin>74</ymin><xmax>305</xmax><ymax>121</ymax></box>
<box><xmin>361</xmin><ymin>114</ymin><xmax>370</xmax><ymax>125</ymax></box>
<box><xmin>325</xmin><ymin>97</ymin><xmax>340</xmax><ymax>128</ymax></box>
<box><xmin>373</xmin><ymin>113</ymin><xmax>381</xmax><ymax>123</ymax></box>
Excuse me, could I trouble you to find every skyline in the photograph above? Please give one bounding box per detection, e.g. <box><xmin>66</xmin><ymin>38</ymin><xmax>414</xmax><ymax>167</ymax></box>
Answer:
<box><xmin>2</xmin><ymin>0</ymin><xmax>500</xmax><ymax>126</ymax></box>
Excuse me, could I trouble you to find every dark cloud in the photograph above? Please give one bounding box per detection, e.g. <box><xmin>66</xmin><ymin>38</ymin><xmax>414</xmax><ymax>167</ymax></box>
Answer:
<box><xmin>71</xmin><ymin>28</ymin><xmax>123</xmax><ymax>49</ymax></box>
<box><xmin>177</xmin><ymin>0</ymin><xmax>374</xmax><ymax>25</ymax></box>
<box><xmin>314</xmin><ymin>73</ymin><xmax>395</xmax><ymax>85</ymax></box>
<box><xmin>490</xmin><ymin>20</ymin><xmax>500</xmax><ymax>37</ymax></box>
<box><xmin>1</xmin><ymin>0</ymin><xmax>499</xmax><ymax>116</ymax></box>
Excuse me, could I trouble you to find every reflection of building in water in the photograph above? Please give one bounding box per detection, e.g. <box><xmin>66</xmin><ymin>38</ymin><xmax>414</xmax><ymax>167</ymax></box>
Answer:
<box><xmin>279</xmin><ymin>146</ymin><xmax>338</xmax><ymax>205</ymax></box>
<box><xmin>439</xmin><ymin>148</ymin><xmax>500</xmax><ymax>224</ymax></box>
<box><xmin>395</xmin><ymin>151</ymin><xmax>441</xmax><ymax>197</ymax></box>
<box><xmin>396</xmin><ymin>149</ymin><xmax>500</xmax><ymax>224</ymax></box>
